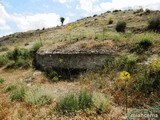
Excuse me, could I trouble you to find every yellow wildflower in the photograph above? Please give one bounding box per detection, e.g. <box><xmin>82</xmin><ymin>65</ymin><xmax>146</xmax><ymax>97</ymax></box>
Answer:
<box><xmin>120</xmin><ymin>71</ymin><xmax>131</xmax><ymax>80</ymax></box>
<box><xmin>67</xmin><ymin>25</ymin><xmax>73</xmax><ymax>31</ymax></box>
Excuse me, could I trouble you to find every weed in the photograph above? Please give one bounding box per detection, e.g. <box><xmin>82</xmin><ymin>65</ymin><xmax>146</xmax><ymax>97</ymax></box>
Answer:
<box><xmin>31</xmin><ymin>42</ymin><xmax>42</xmax><ymax>53</ymax></box>
<box><xmin>6</xmin><ymin>85</ymin><xmax>17</xmax><ymax>92</ymax></box>
<box><xmin>0</xmin><ymin>55</ymin><xmax>9</xmax><ymax>67</ymax></box>
<box><xmin>0</xmin><ymin>79</ymin><xmax>5</xmax><ymax>84</ymax></box>
<box><xmin>78</xmin><ymin>90</ymin><xmax>93</xmax><ymax>110</ymax></box>
<box><xmin>25</xmin><ymin>87</ymin><xmax>52</xmax><ymax>105</ymax></box>
<box><xmin>92</xmin><ymin>92</ymin><xmax>110</xmax><ymax>113</ymax></box>
<box><xmin>57</xmin><ymin>94</ymin><xmax>79</xmax><ymax>114</ymax></box>
<box><xmin>10</xmin><ymin>86</ymin><xmax>26</xmax><ymax>102</ymax></box>
<box><xmin>0</xmin><ymin>47</ymin><xmax>8</xmax><ymax>52</ymax></box>
<box><xmin>48</xmin><ymin>71</ymin><xmax>59</xmax><ymax>82</ymax></box>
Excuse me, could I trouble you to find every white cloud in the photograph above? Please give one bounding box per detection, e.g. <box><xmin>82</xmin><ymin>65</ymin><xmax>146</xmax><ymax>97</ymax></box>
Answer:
<box><xmin>53</xmin><ymin>0</ymin><xmax>73</xmax><ymax>3</ymax></box>
<box><xmin>100</xmin><ymin>0</ymin><xmax>160</xmax><ymax>11</ymax></box>
<box><xmin>0</xmin><ymin>3</ymin><xmax>70</xmax><ymax>37</ymax></box>
<box><xmin>11</xmin><ymin>13</ymin><xmax>62</xmax><ymax>31</ymax></box>
<box><xmin>76</xmin><ymin>0</ymin><xmax>160</xmax><ymax>16</ymax></box>
<box><xmin>0</xmin><ymin>4</ymin><xmax>11</xmax><ymax>30</ymax></box>
<box><xmin>76</xmin><ymin>0</ymin><xmax>100</xmax><ymax>13</ymax></box>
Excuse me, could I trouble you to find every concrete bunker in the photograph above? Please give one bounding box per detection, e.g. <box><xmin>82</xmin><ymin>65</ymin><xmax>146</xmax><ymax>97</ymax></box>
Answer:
<box><xmin>36</xmin><ymin>49</ymin><xmax>113</xmax><ymax>79</ymax></box>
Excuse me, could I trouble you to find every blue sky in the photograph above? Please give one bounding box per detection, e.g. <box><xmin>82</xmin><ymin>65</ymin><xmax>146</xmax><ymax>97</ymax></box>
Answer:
<box><xmin>0</xmin><ymin>0</ymin><xmax>160</xmax><ymax>37</ymax></box>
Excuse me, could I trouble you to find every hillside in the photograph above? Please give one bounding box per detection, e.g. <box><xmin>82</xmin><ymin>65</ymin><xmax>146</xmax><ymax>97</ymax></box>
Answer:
<box><xmin>0</xmin><ymin>9</ymin><xmax>160</xmax><ymax>120</ymax></box>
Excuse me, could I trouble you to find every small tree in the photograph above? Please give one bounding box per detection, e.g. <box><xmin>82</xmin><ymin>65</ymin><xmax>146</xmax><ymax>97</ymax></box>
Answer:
<box><xmin>60</xmin><ymin>17</ymin><xmax>65</xmax><ymax>26</ymax></box>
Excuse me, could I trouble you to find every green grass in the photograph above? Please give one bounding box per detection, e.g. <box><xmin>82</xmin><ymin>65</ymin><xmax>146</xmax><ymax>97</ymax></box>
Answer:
<box><xmin>25</xmin><ymin>87</ymin><xmax>52</xmax><ymax>105</ymax></box>
<box><xmin>57</xmin><ymin>93</ymin><xmax>79</xmax><ymax>115</ymax></box>
<box><xmin>0</xmin><ymin>47</ymin><xmax>9</xmax><ymax>52</ymax></box>
<box><xmin>0</xmin><ymin>48</ymin><xmax>31</xmax><ymax>68</ymax></box>
<box><xmin>92</xmin><ymin>92</ymin><xmax>110</xmax><ymax>113</ymax></box>
<box><xmin>78</xmin><ymin>90</ymin><xmax>93</xmax><ymax>110</ymax></box>
<box><xmin>10</xmin><ymin>86</ymin><xmax>26</xmax><ymax>102</ymax></box>
<box><xmin>0</xmin><ymin>79</ymin><xmax>5</xmax><ymax>84</ymax></box>
<box><xmin>0</xmin><ymin>55</ymin><xmax>9</xmax><ymax>67</ymax></box>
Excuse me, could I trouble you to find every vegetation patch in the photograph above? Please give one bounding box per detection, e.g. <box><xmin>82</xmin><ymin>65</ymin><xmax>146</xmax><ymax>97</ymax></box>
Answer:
<box><xmin>116</xmin><ymin>21</ymin><xmax>127</xmax><ymax>32</ymax></box>
<box><xmin>9</xmin><ymin>86</ymin><xmax>26</xmax><ymax>102</ymax></box>
<box><xmin>0</xmin><ymin>79</ymin><xmax>5</xmax><ymax>84</ymax></box>
<box><xmin>148</xmin><ymin>16</ymin><xmax>160</xmax><ymax>32</ymax></box>
<box><xmin>25</xmin><ymin>87</ymin><xmax>52</xmax><ymax>105</ymax></box>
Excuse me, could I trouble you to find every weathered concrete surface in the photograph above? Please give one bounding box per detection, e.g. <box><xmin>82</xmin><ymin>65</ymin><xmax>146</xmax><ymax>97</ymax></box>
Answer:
<box><xmin>35</xmin><ymin>40</ymin><xmax>115</xmax><ymax>74</ymax></box>
<box><xmin>36</xmin><ymin>50</ymin><xmax>112</xmax><ymax>71</ymax></box>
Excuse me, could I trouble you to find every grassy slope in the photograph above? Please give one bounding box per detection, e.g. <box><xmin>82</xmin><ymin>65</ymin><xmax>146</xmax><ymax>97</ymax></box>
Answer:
<box><xmin>0</xmin><ymin>10</ymin><xmax>160</xmax><ymax>119</ymax></box>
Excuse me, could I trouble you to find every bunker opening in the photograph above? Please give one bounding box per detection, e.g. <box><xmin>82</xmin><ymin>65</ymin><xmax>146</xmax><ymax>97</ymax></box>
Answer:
<box><xmin>46</xmin><ymin>67</ymin><xmax>87</xmax><ymax>80</ymax></box>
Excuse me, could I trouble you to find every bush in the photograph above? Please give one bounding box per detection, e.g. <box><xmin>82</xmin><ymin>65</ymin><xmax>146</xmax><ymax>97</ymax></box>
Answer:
<box><xmin>0</xmin><ymin>79</ymin><xmax>5</xmax><ymax>84</ymax></box>
<box><xmin>0</xmin><ymin>47</ymin><xmax>8</xmax><ymax>52</ymax></box>
<box><xmin>148</xmin><ymin>16</ymin><xmax>160</xmax><ymax>32</ymax></box>
<box><xmin>4</xmin><ymin>48</ymin><xmax>31</xmax><ymax>69</ymax></box>
<box><xmin>31</xmin><ymin>42</ymin><xmax>42</xmax><ymax>53</ymax></box>
<box><xmin>116</xmin><ymin>21</ymin><xmax>126</xmax><ymax>32</ymax></box>
<box><xmin>92</xmin><ymin>92</ymin><xmax>110</xmax><ymax>113</ymax></box>
<box><xmin>145</xmin><ymin>9</ymin><xmax>151</xmax><ymax>14</ymax></box>
<box><xmin>132</xmin><ymin>60</ymin><xmax>160</xmax><ymax>94</ymax></box>
<box><xmin>133</xmin><ymin>8</ymin><xmax>144</xmax><ymax>14</ymax></box>
<box><xmin>48</xmin><ymin>71</ymin><xmax>59</xmax><ymax>82</ymax></box>
<box><xmin>113</xmin><ymin>10</ymin><xmax>121</xmax><ymax>12</ymax></box>
<box><xmin>108</xmin><ymin>18</ymin><xmax>113</xmax><ymax>24</ymax></box>
<box><xmin>10</xmin><ymin>86</ymin><xmax>26</xmax><ymax>102</ymax></box>
<box><xmin>6</xmin><ymin>85</ymin><xmax>17</xmax><ymax>92</ymax></box>
<box><xmin>78</xmin><ymin>90</ymin><xmax>93</xmax><ymax>110</ymax></box>
<box><xmin>0</xmin><ymin>55</ymin><xmax>9</xmax><ymax>67</ymax></box>
<box><xmin>105</xmin><ymin>55</ymin><xmax>138</xmax><ymax>73</ymax></box>
<box><xmin>93</xmin><ymin>14</ymin><xmax>97</xmax><ymax>17</ymax></box>
<box><xmin>25</xmin><ymin>87</ymin><xmax>52</xmax><ymax>105</ymax></box>
<box><xmin>138</xmin><ymin>38</ymin><xmax>152</xmax><ymax>49</ymax></box>
<box><xmin>14</xmin><ymin>57</ymin><xmax>30</xmax><ymax>68</ymax></box>
<box><xmin>57</xmin><ymin>94</ymin><xmax>79</xmax><ymax>114</ymax></box>
<box><xmin>130</xmin><ymin>35</ymin><xmax>153</xmax><ymax>53</ymax></box>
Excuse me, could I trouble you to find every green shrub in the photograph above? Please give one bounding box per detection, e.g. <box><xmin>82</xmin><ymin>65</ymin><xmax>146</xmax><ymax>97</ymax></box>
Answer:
<box><xmin>48</xmin><ymin>71</ymin><xmax>59</xmax><ymax>82</ymax></box>
<box><xmin>105</xmin><ymin>55</ymin><xmax>138</xmax><ymax>73</ymax></box>
<box><xmin>11</xmin><ymin>48</ymin><xmax>21</xmax><ymax>61</ymax></box>
<box><xmin>6</xmin><ymin>85</ymin><xmax>17</xmax><ymax>92</ymax></box>
<box><xmin>133</xmin><ymin>8</ymin><xmax>144</xmax><ymax>14</ymax></box>
<box><xmin>20</xmin><ymin>48</ymin><xmax>31</xmax><ymax>59</ymax></box>
<box><xmin>113</xmin><ymin>10</ymin><xmax>121</xmax><ymax>12</ymax></box>
<box><xmin>145</xmin><ymin>9</ymin><xmax>151</xmax><ymax>14</ymax></box>
<box><xmin>4</xmin><ymin>48</ymin><xmax>31</xmax><ymax>69</ymax></box>
<box><xmin>93</xmin><ymin>14</ymin><xmax>97</xmax><ymax>17</ymax></box>
<box><xmin>138</xmin><ymin>38</ymin><xmax>152</xmax><ymax>49</ymax></box>
<box><xmin>108</xmin><ymin>18</ymin><xmax>113</xmax><ymax>24</ymax></box>
<box><xmin>0</xmin><ymin>78</ymin><xmax>5</xmax><ymax>84</ymax></box>
<box><xmin>130</xmin><ymin>35</ymin><xmax>153</xmax><ymax>53</ymax></box>
<box><xmin>148</xmin><ymin>16</ymin><xmax>160</xmax><ymax>32</ymax></box>
<box><xmin>78</xmin><ymin>90</ymin><xmax>93</xmax><ymax>110</ymax></box>
<box><xmin>0</xmin><ymin>55</ymin><xmax>9</xmax><ymax>67</ymax></box>
<box><xmin>0</xmin><ymin>47</ymin><xmax>8</xmax><ymax>52</ymax></box>
<box><xmin>14</xmin><ymin>57</ymin><xmax>30</xmax><ymax>68</ymax></box>
<box><xmin>133</xmin><ymin>60</ymin><xmax>160</xmax><ymax>93</ymax></box>
<box><xmin>116</xmin><ymin>21</ymin><xmax>126</xmax><ymax>32</ymax></box>
<box><xmin>31</xmin><ymin>42</ymin><xmax>42</xmax><ymax>53</ymax></box>
<box><xmin>57</xmin><ymin>94</ymin><xmax>79</xmax><ymax>114</ymax></box>
<box><xmin>25</xmin><ymin>87</ymin><xmax>52</xmax><ymax>105</ymax></box>
<box><xmin>92</xmin><ymin>92</ymin><xmax>110</xmax><ymax>113</ymax></box>
<box><xmin>10</xmin><ymin>86</ymin><xmax>26</xmax><ymax>102</ymax></box>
